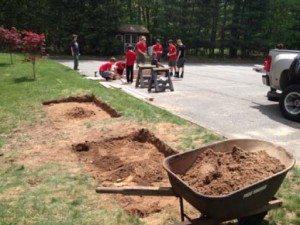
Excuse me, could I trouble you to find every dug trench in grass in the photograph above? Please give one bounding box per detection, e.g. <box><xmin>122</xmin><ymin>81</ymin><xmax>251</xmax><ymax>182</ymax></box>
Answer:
<box><xmin>72</xmin><ymin>128</ymin><xmax>179</xmax><ymax>217</ymax></box>
<box><xmin>41</xmin><ymin>95</ymin><xmax>201</xmax><ymax>221</ymax></box>
<box><xmin>0</xmin><ymin>54</ymin><xmax>226</xmax><ymax>224</ymax></box>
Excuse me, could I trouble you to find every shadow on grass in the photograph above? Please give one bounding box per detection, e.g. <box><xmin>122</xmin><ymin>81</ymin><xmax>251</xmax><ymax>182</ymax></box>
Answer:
<box><xmin>64</xmin><ymin>68</ymin><xmax>73</xmax><ymax>72</ymax></box>
<box><xmin>14</xmin><ymin>76</ymin><xmax>35</xmax><ymax>83</ymax></box>
<box><xmin>0</xmin><ymin>63</ymin><xmax>11</xmax><ymax>67</ymax></box>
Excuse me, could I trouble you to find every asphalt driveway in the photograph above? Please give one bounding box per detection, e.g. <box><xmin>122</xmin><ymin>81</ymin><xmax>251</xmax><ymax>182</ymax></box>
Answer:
<box><xmin>57</xmin><ymin>59</ymin><xmax>300</xmax><ymax>160</ymax></box>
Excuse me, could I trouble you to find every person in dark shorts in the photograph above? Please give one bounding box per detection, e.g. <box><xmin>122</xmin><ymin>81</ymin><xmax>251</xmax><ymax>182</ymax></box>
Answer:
<box><xmin>152</xmin><ymin>39</ymin><xmax>163</xmax><ymax>62</ymax></box>
<box><xmin>176</xmin><ymin>39</ymin><xmax>186</xmax><ymax>78</ymax></box>
<box><xmin>99</xmin><ymin>57</ymin><xmax>117</xmax><ymax>81</ymax></box>
<box><xmin>135</xmin><ymin>36</ymin><xmax>147</xmax><ymax>67</ymax></box>
<box><xmin>167</xmin><ymin>39</ymin><xmax>177</xmax><ymax>77</ymax></box>
<box><xmin>115</xmin><ymin>61</ymin><xmax>126</xmax><ymax>78</ymax></box>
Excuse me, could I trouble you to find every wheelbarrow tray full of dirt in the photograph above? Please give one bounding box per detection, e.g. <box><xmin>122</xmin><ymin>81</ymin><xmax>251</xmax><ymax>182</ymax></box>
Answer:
<box><xmin>163</xmin><ymin>139</ymin><xmax>295</xmax><ymax>221</ymax></box>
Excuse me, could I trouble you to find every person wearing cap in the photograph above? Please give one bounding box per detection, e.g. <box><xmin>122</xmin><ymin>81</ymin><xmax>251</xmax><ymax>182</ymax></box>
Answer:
<box><xmin>167</xmin><ymin>39</ymin><xmax>177</xmax><ymax>77</ymax></box>
<box><xmin>152</xmin><ymin>39</ymin><xmax>163</xmax><ymax>62</ymax></box>
<box><xmin>136</xmin><ymin>35</ymin><xmax>147</xmax><ymax>66</ymax></box>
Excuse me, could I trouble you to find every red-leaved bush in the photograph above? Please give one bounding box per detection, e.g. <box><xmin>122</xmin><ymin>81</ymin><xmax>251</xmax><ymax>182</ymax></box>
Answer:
<box><xmin>21</xmin><ymin>30</ymin><xmax>46</xmax><ymax>79</ymax></box>
<box><xmin>0</xmin><ymin>26</ymin><xmax>21</xmax><ymax>64</ymax></box>
<box><xmin>0</xmin><ymin>26</ymin><xmax>47</xmax><ymax>79</ymax></box>
<box><xmin>21</xmin><ymin>30</ymin><xmax>46</xmax><ymax>55</ymax></box>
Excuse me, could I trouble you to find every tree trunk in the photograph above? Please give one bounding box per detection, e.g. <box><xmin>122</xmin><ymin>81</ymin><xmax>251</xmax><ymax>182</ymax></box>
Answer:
<box><xmin>10</xmin><ymin>52</ymin><xmax>13</xmax><ymax>64</ymax></box>
<box><xmin>230</xmin><ymin>0</ymin><xmax>241</xmax><ymax>58</ymax></box>
<box><xmin>220</xmin><ymin>0</ymin><xmax>229</xmax><ymax>57</ymax></box>
<box><xmin>32</xmin><ymin>60</ymin><xmax>36</xmax><ymax>80</ymax></box>
<box><xmin>209</xmin><ymin>0</ymin><xmax>220</xmax><ymax>57</ymax></box>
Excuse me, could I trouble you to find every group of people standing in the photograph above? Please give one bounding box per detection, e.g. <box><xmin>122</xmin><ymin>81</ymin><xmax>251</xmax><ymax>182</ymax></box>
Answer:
<box><xmin>70</xmin><ymin>34</ymin><xmax>186</xmax><ymax>83</ymax></box>
<box><xmin>165</xmin><ymin>39</ymin><xmax>186</xmax><ymax>78</ymax></box>
<box><xmin>145</xmin><ymin>37</ymin><xmax>186</xmax><ymax>78</ymax></box>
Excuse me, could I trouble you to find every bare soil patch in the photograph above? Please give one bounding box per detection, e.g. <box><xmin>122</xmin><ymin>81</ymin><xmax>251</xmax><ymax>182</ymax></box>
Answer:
<box><xmin>43</xmin><ymin>95</ymin><xmax>121</xmax><ymax>118</ymax></box>
<box><xmin>179</xmin><ymin>146</ymin><xmax>286</xmax><ymax>196</ymax></box>
<box><xmin>1</xmin><ymin>95</ymin><xmax>182</xmax><ymax>223</ymax></box>
<box><xmin>72</xmin><ymin>129</ymin><xmax>176</xmax><ymax>187</ymax></box>
<box><xmin>71</xmin><ymin>128</ymin><xmax>179</xmax><ymax>217</ymax></box>
<box><xmin>1</xmin><ymin>94</ymin><xmax>289</xmax><ymax>224</ymax></box>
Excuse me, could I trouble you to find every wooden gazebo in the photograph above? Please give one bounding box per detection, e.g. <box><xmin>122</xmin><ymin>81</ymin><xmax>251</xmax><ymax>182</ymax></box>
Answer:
<box><xmin>116</xmin><ymin>24</ymin><xmax>149</xmax><ymax>52</ymax></box>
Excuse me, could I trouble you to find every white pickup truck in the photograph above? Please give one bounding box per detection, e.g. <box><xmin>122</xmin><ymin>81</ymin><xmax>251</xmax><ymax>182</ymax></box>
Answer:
<box><xmin>254</xmin><ymin>49</ymin><xmax>300</xmax><ymax>122</ymax></box>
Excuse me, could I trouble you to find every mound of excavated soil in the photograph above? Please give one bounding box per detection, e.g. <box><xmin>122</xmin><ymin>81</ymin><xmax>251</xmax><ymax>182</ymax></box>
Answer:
<box><xmin>2</xmin><ymin>95</ymin><xmax>213</xmax><ymax>224</ymax></box>
<box><xmin>179</xmin><ymin>146</ymin><xmax>286</xmax><ymax>196</ymax></box>
<box><xmin>43</xmin><ymin>95</ymin><xmax>121</xmax><ymax>125</ymax></box>
<box><xmin>45</xmin><ymin>102</ymin><xmax>111</xmax><ymax>123</ymax></box>
<box><xmin>72</xmin><ymin>129</ymin><xmax>178</xmax><ymax>216</ymax></box>
<box><xmin>65</xmin><ymin>106</ymin><xmax>96</xmax><ymax>119</ymax></box>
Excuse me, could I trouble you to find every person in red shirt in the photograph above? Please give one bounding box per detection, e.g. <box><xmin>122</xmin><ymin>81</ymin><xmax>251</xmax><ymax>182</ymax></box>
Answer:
<box><xmin>99</xmin><ymin>57</ymin><xmax>117</xmax><ymax>81</ymax></box>
<box><xmin>125</xmin><ymin>44</ymin><xmax>137</xmax><ymax>83</ymax></box>
<box><xmin>115</xmin><ymin>61</ymin><xmax>126</xmax><ymax>78</ymax></box>
<box><xmin>167</xmin><ymin>39</ymin><xmax>177</xmax><ymax>77</ymax></box>
<box><xmin>135</xmin><ymin>35</ymin><xmax>147</xmax><ymax>66</ymax></box>
<box><xmin>152</xmin><ymin>39</ymin><xmax>163</xmax><ymax>62</ymax></box>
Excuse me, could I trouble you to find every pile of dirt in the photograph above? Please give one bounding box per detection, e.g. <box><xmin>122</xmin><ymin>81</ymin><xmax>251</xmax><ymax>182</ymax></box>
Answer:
<box><xmin>43</xmin><ymin>95</ymin><xmax>121</xmax><ymax>119</ymax></box>
<box><xmin>179</xmin><ymin>146</ymin><xmax>286</xmax><ymax>196</ymax></box>
<box><xmin>65</xmin><ymin>106</ymin><xmax>96</xmax><ymax>119</ymax></box>
<box><xmin>73</xmin><ymin>138</ymin><xmax>170</xmax><ymax>186</ymax></box>
<box><xmin>1</xmin><ymin>96</ymin><xmax>205</xmax><ymax>224</ymax></box>
<box><xmin>45</xmin><ymin>102</ymin><xmax>111</xmax><ymax>124</ymax></box>
<box><xmin>72</xmin><ymin>129</ymin><xmax>178</xmax><ymax>216</ymax></box>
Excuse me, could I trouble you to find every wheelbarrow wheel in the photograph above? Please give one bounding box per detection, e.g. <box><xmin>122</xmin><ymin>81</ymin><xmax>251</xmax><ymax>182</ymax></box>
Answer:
<box><xmin>237</xmin><ymin>211</ymin><xmax>267</xmax><ymax>225</ymax></box>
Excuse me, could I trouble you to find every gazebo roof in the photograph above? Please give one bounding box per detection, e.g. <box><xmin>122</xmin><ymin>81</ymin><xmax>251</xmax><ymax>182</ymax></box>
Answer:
<box><xmin>118</xmin><ymin>24</ymin><xmax>149</xmax><ymax>34</ymax></box>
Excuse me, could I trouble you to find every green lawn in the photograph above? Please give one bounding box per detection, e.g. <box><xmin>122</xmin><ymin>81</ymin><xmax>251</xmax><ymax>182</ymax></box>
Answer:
<box><xmin>0</xmin><ymin>53</ymin><xmax>196</xmax><ymax>148</ymax></box>
<box><xmin>0</xmin><ymin>53</ymin><xmax>299</xmax><ymax>225</ymax></box>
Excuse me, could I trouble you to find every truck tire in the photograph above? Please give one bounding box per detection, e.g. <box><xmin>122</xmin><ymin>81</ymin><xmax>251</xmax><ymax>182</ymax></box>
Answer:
<box><xmin>279</xmin><ymin>84</ymin><xmax>300</xmax><ymax>122</ymax></box>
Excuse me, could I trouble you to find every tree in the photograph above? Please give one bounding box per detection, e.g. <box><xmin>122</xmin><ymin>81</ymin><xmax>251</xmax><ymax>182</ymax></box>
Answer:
<box><xmin>0</xmin><ymin>26</ymin><xmax>21</xmax><ymax>64</ymax></box>
<box><xmin>2</xmin><ymin>0</ymin><xmax>300</xmax><ymax>57</ymax></box>
<box><xmin>21</xmin><ymin>30</ymin><xmax>46</xmax><ymax>80</ymax></box>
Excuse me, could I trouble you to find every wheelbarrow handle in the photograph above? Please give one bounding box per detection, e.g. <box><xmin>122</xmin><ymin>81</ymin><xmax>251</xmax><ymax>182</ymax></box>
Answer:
<box><xmin>95</xmin><ymin>186</ymin><xmax>177</xmax><ymax>196</ymax></box>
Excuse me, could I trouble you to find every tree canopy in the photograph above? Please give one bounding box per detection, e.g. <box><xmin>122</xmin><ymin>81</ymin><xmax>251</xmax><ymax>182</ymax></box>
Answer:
<box><xmin>1</xmin><ymin>0</ymin><xmax>300</xmax><ymax>57</ymax></box>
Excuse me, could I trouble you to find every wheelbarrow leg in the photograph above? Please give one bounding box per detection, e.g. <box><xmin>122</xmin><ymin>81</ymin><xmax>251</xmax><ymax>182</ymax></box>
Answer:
<box><xmin>179</xmin><ymin>197</ymin><xmax>185</xmax><ymax>222</ymax></box>
<box><xmin>178</xmin><ymin>197</ymin><xmax>195</xmax><ymax>222</ymax></box>
<box><xmin>237</xmin><ymin>211</ymin><xmax>267</xmax><ymax>225</ymax></box>
<box><xmin>237</xmin><ymin>198</ymin><xmax>282</xmax><ymax>225</ymax></box>
<box><xmin>169</xmin><ymin>216</ymin><xmax>218</xmax><ymax>225</ymax></box>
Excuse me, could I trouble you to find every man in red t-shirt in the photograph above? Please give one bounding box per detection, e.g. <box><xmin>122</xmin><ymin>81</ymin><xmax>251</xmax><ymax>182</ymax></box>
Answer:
<box><xmin>152</xmin><ymin>39</ymin><xmax>163</xmax><ymax>62</ymax></box>
<box><xmin>125</xmin><ymin>44</ymin><xmax>137</xmax><ymax>83</ymax></box>
<box><xmin>99</xmin><ymin>57</ymin><xmax>117</xmax><ymax>80</ymax></box>
<box><xmin>167</xmin><ymin>40</ymin><xmax>177</xmax><ymax>76</ymax></box>
<box><xmin>135</xmin><ymin>35</ymin><xmax>147</xmax><ymax>66</ymax></box>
